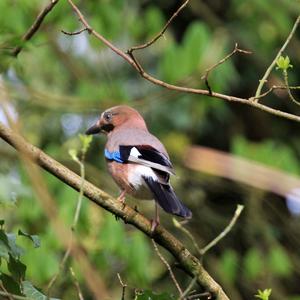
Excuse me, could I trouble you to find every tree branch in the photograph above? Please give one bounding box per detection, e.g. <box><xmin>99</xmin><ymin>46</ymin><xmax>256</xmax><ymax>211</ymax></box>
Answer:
<box><xmin>11</xmin><ymin>0</ymin><xmax>60</xmax><ymax>57</ymax></box>
<box><xmin>127</xmin><ymin>0</ymin><xmax>190</xmax><ymax>53</ymax></box>
<box><xmin>152</xmin><ymin>239</ymin><xmax>183</xmax><ymax>297</ymax></box>
<box><xmin>200</xmin><ymin>43</ymin><xmax>252</xmax><ymax>94</ymax></box>
<box><xmin>199</xmin><ymin>205</ymin><xmax>244</xmax><ymax>256</ymax></box>
<box><xmin>65</xmin><ymin>0</ymin><xmax>300</xmax><ymax>124</ymax></box>
<box><xmin>254</xmin><ymin>15</ymin><xmax>300</xmax><ymax>100</ymax></box>
<box><xmin>0</xmin><ymin>123</ymin><xmax>229</xmax><ymax>299</ymax></box>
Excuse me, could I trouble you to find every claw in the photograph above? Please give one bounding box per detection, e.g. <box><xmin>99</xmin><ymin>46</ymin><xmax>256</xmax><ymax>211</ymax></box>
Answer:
<box><xmin>151</xmin><ymin>219</ymin><xmax>160</xmax><ymax>232</ymax></box>
<box><xmin>151</xmin><ymin>203</ymin><xmax>160</xmax><ymax>233</ymax></box>
<box><xmin>117</xmin><ymin>190</ymin><xmax>126</xmax><ymax>209</ymax></box>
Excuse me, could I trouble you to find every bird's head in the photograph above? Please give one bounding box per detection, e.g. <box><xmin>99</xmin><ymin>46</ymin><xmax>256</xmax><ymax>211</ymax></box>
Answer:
<box><xmin>85</xmin><ymin>105</ymin><xmax>147</xmax><ymax>136</ymax></box>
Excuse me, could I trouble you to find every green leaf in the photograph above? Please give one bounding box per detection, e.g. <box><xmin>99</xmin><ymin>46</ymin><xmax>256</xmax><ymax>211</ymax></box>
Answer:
<box><xmin>267</xmin><ymin>246</ymin><xmax>292</xmax><ymax>277</ymax></box>
<box><xmin>8</xmin><ymin>254</ymin><xmax>26</xmax><ymax>283</ymax></box>
<box><xmin>6</xmin><ymin>233</ymin><xmax>24</xmax><ymax>259</ymax></box>
<box><xmin>18</xmin><ymin>230</ymin><xmax>41</xmax><ymax>248</ymax></box>
<box><xmin>182</xmin><ymin>22</ymin><xmax>209</xmax><ymax>75</ymax></box>
<box><xmin>136</xmin><ymin>290</ymin><xmax>174</xmax><ymax>300</ymax></box>
<box><xmin>276</xmin><ymin>55</ymin><xmax>293</xmax><ymax>71</ymax></box>
<box><xmin>127</xmin><ymin>232</ymin><xmax>151</xmax><ymax>285</ymax></box>
<box><xmin>79</xmin><ymin>133</ymin><xmax>93</xmax><ymax>154</ymax></box>
<box><xmin>0</xmin><ymin>230</ymin><xmax>10</xmax><ymax>260</ymax></box>
<box><xmin>243</xmin><ymin>248</ymin><xmax>263</xmax><ymax>280</ymax></box>
<box><xmin>0</xmin><ymin>273</ymin><xmax>22</xmax><ymax>295</ymax></box>
<box><xmin>68</xmin><ymin>149</ymin><xmax>79</xmax><ymax>162</ymax></box>
<box><xmin>219</xmin><ymin>249</ymin><xmax>239</xmax><ymax>283</ymax></box>
<box><xmin>144</xmin><ymin>6</ymin><xmax>165</xmax><ymax>37</ymax></box>
<box><xmin>22</xmin><ymin>281</ymin><xmax>60</xmax><ymax>300</ymax></box>
<box><xmin>255</xmin><ymin>288</ymin><xmax>272</xmax><ymax>300</ymax></box>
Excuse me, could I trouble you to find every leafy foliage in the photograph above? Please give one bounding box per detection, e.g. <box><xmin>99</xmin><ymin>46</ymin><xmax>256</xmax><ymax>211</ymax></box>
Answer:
<box><xmin>255</xmin><ymin>289</ymin><xmax>272</xmax><ymax>300</ymax></box>
<box><xmin>0</xmin><ymin>221</ymin><xmax>57</xmax><ymax>298</ymax></box>
<box><xmin>0</xmin><ymin>0</ymin><xmax>299</xmax><ymax>299</ymax></box>
<box><xmin>276</xmin><ymin>55</ymin><xmax>293</xmax><ymax>71</ymax></box>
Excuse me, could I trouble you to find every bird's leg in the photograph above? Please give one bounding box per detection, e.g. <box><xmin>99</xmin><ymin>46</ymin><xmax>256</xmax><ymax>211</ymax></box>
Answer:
<box><xmin>151</xmin><ymin>202</ymin><xmax>160</xmax><ymax>232</ymax></box>
<box><xmin>117</xmin><ymin>190</ymin><xmax>126</xmax><ymax>209</ymax></box>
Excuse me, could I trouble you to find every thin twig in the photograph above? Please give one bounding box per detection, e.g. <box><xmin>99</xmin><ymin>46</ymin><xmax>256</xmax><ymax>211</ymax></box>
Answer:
<box><xmin>117</xmin><ymin>273</ymin><xmax>127</xmax><ymax>300</ymax></box>
<box><xmin>127</xmin><ymin>0</ymin><xmax>190</xmax><ymax>53</ymax></box>
<box><xmin>0</xmin><ymin>281</ymin><xmax>14</xmax><ymax>300</ymax></box>
<box><xmin>70</xmin><ymin>267</ymin><xmax>85</xmax><ymax>300</ymax></box>
<box><xmin>200</xmin><ymin>205</ymin><xmax>244</xmax><ymax>256</ymax></box>
<box><xmin>0</xmin><ymin>291</ymin><xmax>29</xmax><ymax>300</ymax></box>
<box><xmin>251</xmin><ymin>84</ymin><xmax>300</xmax><ymax>100</ymax></box>
<box><xmin>173</xmin><ymin>218</ymin><xmax>202</xmax><ymax>257</ymax></box>
<box><xmin>179</xmin><ymin>277</ymin><xmax>197</xmax><ymax>300</ymax></box>
<box><xmin>11</xmin><ymin>0</ymin><xmax>60</xmax><ymax>56</ymax></box>
<box><xmin>187</xmin><ymin>292</ymin><xmax>212</xmax><ymax>299</ymax></box>
<box><xmin>61</xmin><ymin>28</ymin><xmax>91</xmax><ymax>36</ymax></box>
<box><xmin>254</xmin><ymin>15</ymin><xmax>300</xmax><ymax>100</ymax></box>
<box><xmin>66</xmin><ymin>1</ymin><xmax>300</xmax><ymax>124</ymax></box>
<box><xmin>201</xmin><ymin>43</ymin><xmax>252</xmax><ymax>94</ymax></box>
<box><xmin>47</xmin><ymin>143</ymin><xmax>87</xmax><ymax>293</ymax></box>
<box><xmin>152</xmin><ymin>239</ymin><xmax>183</xmax><ymax>297</ymax></box>
<box><xmin>283</xmin><ymin>70</ymin><xmax>300</xmax><ymax>106</ymax></box>
<box><xmin>46</xmin><ymin>242</ymin><xmax>72</xmax><ymax>293</ymax></box>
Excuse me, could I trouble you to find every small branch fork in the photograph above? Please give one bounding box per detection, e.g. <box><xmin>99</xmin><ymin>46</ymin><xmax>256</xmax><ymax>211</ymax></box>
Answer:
<box><xmin>201</xmin><ymin>43</ymin><xmax>252</xmax><ymax>94</ymax></box>
<box><xmin>11</xmin><ymin>0</ymin><xmax>60</xmax><ymax>57</ymax></box>
<box><xmin>174</xmin><ymin>205</ymin><xmax>244</xmax><ymax>257</ymax></box>
<box><xmin>61</xmin><ymin>28</ymin><xmax>91</xmax><ymax>36</ymax></box>
<box><xmin>199</xmin><ymin>205</ymin><xmax>244</xmax><ymax>256</ymax></box>
<box><xmin>65</xmin><ymin>0</ymin><xmax>300</xmax><ymax>123</ymax></box>
<box><xmin>283</xmin><ymin>70</ymin><xmax>300</xmax><ymax>106</ymax></box>
<box><xmin>254</xmin><ymin>16</ymin><xmax>300</xmax><ymax>100</ymax></box>
<box><xmin>127</xmin><ymin>0</ymin><xmax>190</xmax><ymax>53</ymax></box>
<box><xmin>117</xmin><ymin>273</ymin><xmax>127</xmax><ymax>300</ymax></box>
<box><xmin>152</xmin><ymin>239</ymin><xmax>183</xmax><ymax>297</ymax></box>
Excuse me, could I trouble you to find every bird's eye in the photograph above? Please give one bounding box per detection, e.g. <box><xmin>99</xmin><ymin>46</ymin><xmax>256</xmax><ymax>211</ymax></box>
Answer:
<box><xmin>104</xmin><ymin>112</ymin><xmax>113</xmax><ymax>122</ymax></box>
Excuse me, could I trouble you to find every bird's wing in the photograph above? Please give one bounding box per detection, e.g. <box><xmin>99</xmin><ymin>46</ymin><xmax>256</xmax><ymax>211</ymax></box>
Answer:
<box><xmin>119</xmin><ymin>145</ymin><xmax>175</xmax><ymax>175</ymax></box>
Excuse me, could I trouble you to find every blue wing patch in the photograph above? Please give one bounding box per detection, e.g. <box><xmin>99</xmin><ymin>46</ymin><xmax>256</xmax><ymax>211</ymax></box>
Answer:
<box><xmin>104</xmin><ymin>149</ymin><xmax>124</xmax><ymax>163</ymax></box>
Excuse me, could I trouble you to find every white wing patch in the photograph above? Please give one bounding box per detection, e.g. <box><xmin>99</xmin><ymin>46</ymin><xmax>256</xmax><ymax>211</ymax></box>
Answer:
<box><xmin>130</xmin><ymin>147</ymin><xmax>142</xmax><ymax>158</ymax></box>
<box><xmin>128</xmin><ymin>165</ymin><xmax>158</xmax><ymax>189</ymax></box>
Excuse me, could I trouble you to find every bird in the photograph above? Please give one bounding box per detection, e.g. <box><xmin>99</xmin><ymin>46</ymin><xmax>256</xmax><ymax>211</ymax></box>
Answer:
<box><xmin>85</xmin><ymin>105</ymin><xmax>192</xmax><ymax>230</ymax></box>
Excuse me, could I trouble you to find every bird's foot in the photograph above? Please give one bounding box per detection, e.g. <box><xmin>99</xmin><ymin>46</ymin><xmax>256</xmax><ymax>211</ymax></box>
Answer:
<box><xmin>150</xmin><ymin>219</ymin><xmax>160</xmax><ymax>233</ymax></box>
<box><xmin>117</xmin><ymin>190</ymin><xmax>126</xmax><ymax>209</ymax></box>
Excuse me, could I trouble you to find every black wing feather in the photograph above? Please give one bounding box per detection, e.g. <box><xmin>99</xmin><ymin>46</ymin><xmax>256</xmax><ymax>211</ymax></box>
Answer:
<box><xmin>143</xmin><ymin>176</ymin><xmax>192</xmax><ymax>219</ymax></box>
<box><xmin>119</xmin><ymin>145</ymin><xmax>172</xmax><ymax>167</ymax></box>
<box><xmin>119</xmin><ymin>145</ymin><xmax>174</xmax><ymax>175</ymax></box>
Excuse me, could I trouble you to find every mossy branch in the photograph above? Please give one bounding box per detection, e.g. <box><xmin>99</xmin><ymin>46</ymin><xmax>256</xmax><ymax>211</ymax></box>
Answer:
<box><xmin>0</xmin><ymin>122</ymin><xmax>229</xmax><ymax>299</ymax></box>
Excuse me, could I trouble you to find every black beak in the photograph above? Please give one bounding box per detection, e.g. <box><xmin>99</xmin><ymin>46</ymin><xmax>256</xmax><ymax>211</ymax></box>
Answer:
<box><xmin>85</xmin><ymin>123</ymin><xmax>101</xmax><ymax>135</ymax></box>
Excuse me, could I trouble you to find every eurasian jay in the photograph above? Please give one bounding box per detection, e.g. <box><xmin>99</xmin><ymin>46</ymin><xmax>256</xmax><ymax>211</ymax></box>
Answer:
<box><xmin>86</xmin><ymin>105</ymin><xmax>192</xmax><ymax>229</ymax></box>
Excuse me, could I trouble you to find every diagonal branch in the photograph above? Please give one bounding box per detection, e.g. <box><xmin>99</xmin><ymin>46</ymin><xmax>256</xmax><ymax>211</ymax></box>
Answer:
<box><xmin>127</xmin><ymin>0</ymin><xmax>190</xmax><ymax>53</ymax></box>
<box><xmin>199</xmin><ymin>205</ymin><xmax>244</xmax><ymax>256</ymax></box>
<box><xmin>65</xmin><ymin>0</ymin><xmax>300</xmax><ymax>124</ymax></box>
<box><xmin>201</xmin><ymin>43</ymin><xmax>252</xmax><ymax>94</ymax></box>
<box><xmin>254</xmin><ymin>15</ymin><xmax>300</xmax><ymax>100</ymax></box>
<box><xmin>0</xmin><ymin>122</ymin><xmax>229</xmax><ymax>300</ymax></box>
<box><xmin>11</xmin><ymin>0</ymin><xmax>60</xmax><ymax>57</ymax></box>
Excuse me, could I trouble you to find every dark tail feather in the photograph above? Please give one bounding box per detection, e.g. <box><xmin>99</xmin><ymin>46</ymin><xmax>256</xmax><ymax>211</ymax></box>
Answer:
<box><xmin>143</xmin><ymin>177</ymin><xmax>192</xmax><ymax>219</ymax></box>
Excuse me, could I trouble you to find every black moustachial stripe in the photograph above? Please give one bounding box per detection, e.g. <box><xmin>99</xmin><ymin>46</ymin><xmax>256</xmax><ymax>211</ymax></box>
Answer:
<box><xmin>101</xmin><ymin>123</ymin><xmax>114</xmax><ymax>133</ymax></box>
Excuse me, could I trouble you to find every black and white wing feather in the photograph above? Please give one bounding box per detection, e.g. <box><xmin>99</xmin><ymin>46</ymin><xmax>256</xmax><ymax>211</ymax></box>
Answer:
<box><xmin>119</xmin><ymin>145</ymin><xmax>192</xmax><ymax>219</ymax></box>
<box><xmin>119</xmin><ymin>145</ymin><xmax>175</xmax><ymax>175</ymax></box>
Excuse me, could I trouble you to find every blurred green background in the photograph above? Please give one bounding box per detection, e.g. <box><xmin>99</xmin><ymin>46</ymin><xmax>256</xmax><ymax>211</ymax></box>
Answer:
<box><xmin>0</xmin><ymin>0</ymin><xmax>300</xmax><ymax>299</ymax></box>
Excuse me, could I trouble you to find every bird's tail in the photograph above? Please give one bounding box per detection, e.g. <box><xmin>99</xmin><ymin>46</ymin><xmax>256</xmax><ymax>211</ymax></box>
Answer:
<box><xmin>143</xmin><ymin>177</ymin><xmax>192</xmax><ymax>219</ymax></box>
